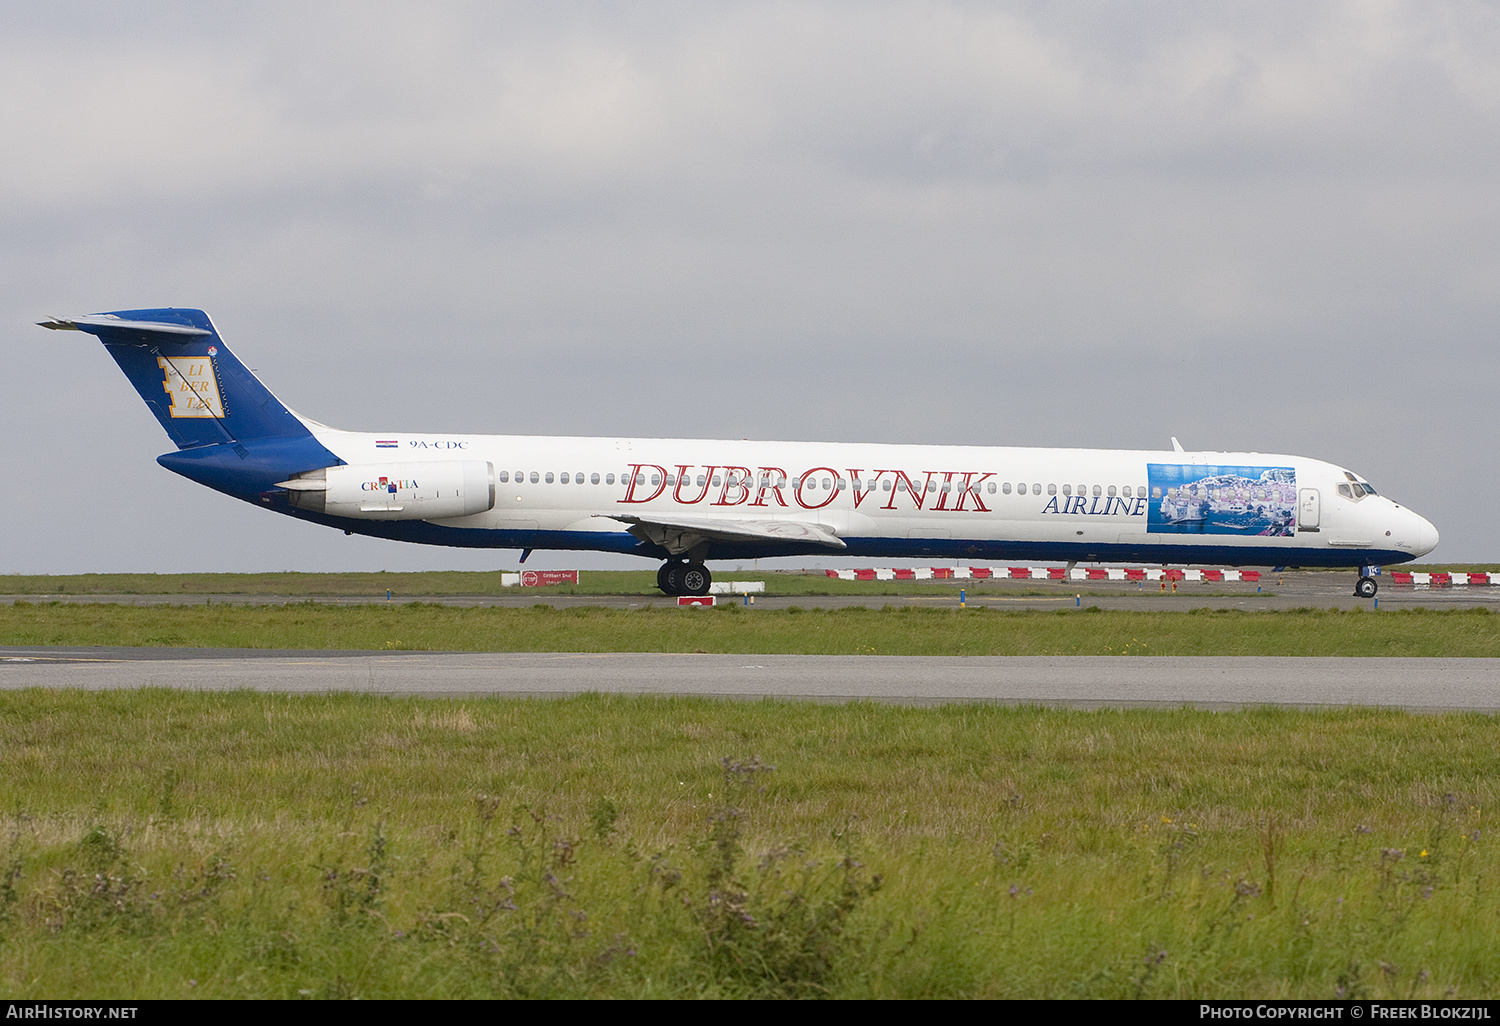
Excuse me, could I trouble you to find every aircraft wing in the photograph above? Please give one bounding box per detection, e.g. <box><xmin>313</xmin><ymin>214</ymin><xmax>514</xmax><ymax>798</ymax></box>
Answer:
<box><xmin>596</xmin><ymin>513</ymin><xmax>846</xmax><ymax>556</ymax></box>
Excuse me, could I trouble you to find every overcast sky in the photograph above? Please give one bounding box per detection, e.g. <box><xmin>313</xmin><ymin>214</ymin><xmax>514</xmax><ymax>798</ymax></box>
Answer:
<box><xmin>3</xmin><ymin>1</ymin><xmax>1496</xmax><ymax>574</ymax></box>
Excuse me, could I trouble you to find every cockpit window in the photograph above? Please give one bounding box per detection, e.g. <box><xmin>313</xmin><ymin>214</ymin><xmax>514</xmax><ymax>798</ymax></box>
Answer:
<box><xmin>1338</xmin><ymin>483</ymin><xmax>1354</xmax><ymax>500</ymax></box>
<box><xmin>1357</xmin><ymin>482</ymin><xmax>1376</xmax><ymax>496</ymax></box>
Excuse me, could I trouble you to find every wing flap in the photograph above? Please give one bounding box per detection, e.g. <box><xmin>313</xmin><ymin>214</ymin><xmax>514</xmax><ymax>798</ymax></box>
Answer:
<box><xmin>597</xmin><ymin>513</ymin><xmax>846</xmax><ymax>556</ymax></box>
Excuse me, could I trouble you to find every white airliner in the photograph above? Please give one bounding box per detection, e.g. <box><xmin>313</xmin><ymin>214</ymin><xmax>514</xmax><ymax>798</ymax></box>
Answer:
<box><xmin>42</xmin><ymin>308</ymin><xmax>1438</xmax><ymax>598</ymax></box>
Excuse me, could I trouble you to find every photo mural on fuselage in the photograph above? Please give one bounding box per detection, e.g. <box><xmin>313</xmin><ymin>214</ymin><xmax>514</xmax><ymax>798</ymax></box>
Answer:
<box><xmin>1146</xmin><ymin>464</ymin><xmax>1297</xmax><ymax>537</ymax></box>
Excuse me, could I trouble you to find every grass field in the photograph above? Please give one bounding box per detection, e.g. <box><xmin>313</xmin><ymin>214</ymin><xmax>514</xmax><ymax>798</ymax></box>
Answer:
<box><xmin>5</xmin><ymin>580</ymin><xmax>1497</xmax><ymax>998</ymax></box>
<box><xmin>0</xmin><ymin>691</ymin><xmax>1496</xmax><ymax>999</ymax></box>
<box><xmin>2</xmin><ymin>567</ymin><xmax>1493</xmax><ymax>598</ymax></box>
<box><xmin>2</xmin><ymin>603</ymin><xmax>1498</xmax><ymax>657</ymax></box>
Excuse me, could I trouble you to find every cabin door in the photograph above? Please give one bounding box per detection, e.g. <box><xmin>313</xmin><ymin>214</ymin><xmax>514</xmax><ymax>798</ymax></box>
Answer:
<box><xmin>1297</xmin><ymin>489</ymin><xmax>1320</xmax><ymax>530</ymax></box>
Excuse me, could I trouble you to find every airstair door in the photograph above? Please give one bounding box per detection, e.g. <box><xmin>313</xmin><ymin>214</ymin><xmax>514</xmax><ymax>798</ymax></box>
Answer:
<box><xmin>1298</xmin><ymin>489</ymin><xmax>1320</xmax><ymax>530</ymax></box>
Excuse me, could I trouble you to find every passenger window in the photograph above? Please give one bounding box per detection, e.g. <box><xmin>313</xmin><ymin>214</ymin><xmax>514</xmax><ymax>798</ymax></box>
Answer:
<box><xmin>988</xmin><ymin>482</ymin><xmax>997</xmax><ymax>493</ymax></box>
<box><xmin>545</xmin><ymin>472</ymin><xmax>554</xmax><ymax>484</ymax></box>
<box><xmin>1107</xmin><ymin>485</ymin><xmax>1116</xmax><ymax>497</ymax></box>
<box><xmin>1121</xmin><ymin>486</ymin><xmax>1130</xmax><ymax>497</ymax></box>
<box><xmin>591</xmin><ymin>473</ymin><xmax>600</xmax><ymax>485</ymax></box>
<box><xmin>576</xmin><ymin>472</ymin><xmax>584</xmax><ymax>484</ymax></box>
<box><xmin>1016</xmin><ymin>483</ymin><xmax>1025</xmax><ymax>495</ymax></box>
<box><xmin>1003</xmin><ymin>482</ymin><xmax>1012</xmax><ymax>494</ymax></box>
<box><xmin>560</xmin><ymin>473</ymin><xmax>569</xmax><ymax>484</ymax></box>
<box><xmin>884</xmin><ymin>480</ymin><xmax>893</xmax><ymax>491</ymax></box>
<box><xmin>529</xmin><ymin>472</ymin><xmax>539</xmax><ymax>484</ymax></box>
<box><xmin>697</xmin><ymin>475</ymin><xmax>706</xmax><ymax>487</ymax></box>
<box><xmin>822</xmin><ymin>477</ymin><xmax>831</xmax><ymax>489</ymax></box>
<box><xmin>1062</xmin><ymin>485</ymin><xmax>1072</xmax><ymax>496</ymax></box>
<box><xmin>1092</xmin><ymin>485</ymin><xmax>1101</xmax><ymax>497</ymax></box>
<box><xmin>1139</xmin><ymin>485</ymin><xmax>1147</xmax><ymax>497</ymax></box>
<box><xmin>1032</xmin><ymin>483</ymin><xmax>1041</xmax><ymax>495</ymax></box>
<box><xmin>1151</xmin><ymin>486</ymin><xmax>1161</xmax><ymax>498</ymax></box>
<box><xmin>605</xmin><ymin>473</ymin><xmax>614</xmax><ymax>485</ymax></box>
<box><xmin>897</xmin><ymin>480</ymin><xmax>907</xmax><ymax>491</ymax></box>
<box><xmin>927</xmin><ymin>481</ymin><xmax>936</xmax><ymax>493</ymax></box>
<box><xmin>666</xmin><ymin>474</ymin><xmax>676</xmax><ymax>486</ymax></box>
<box><xmin>1047</xmin><ymin>484</ymin><xmax>1057</xmax><ymax>496</ymax></box>
<box><xmin>498</xmin><ymin>471</ymin><xmax>509</xmax><ymax>483</ymax></box>
<box><xmin>712</xmin><ymin>475</ymin><xmax>721</xmax><ymax>487</ymax></box>
<box><xmin>650</xmin><ymin>474</ymin><xmax>660</xmax><ymax>486</ymax></box>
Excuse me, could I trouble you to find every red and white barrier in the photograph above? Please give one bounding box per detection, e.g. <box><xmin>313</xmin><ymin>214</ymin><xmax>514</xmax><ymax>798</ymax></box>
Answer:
<box><xmin>1388</xmin><ymin>572</ymin><xmax>1491</xmax><ymax>587</ymax></box>
<box><xmin>821</xmin><ymin>566</ymin><xmax>1284</xmax><ymax>583</ymax></box>
<box><xmin>824</xmin><ymin>566</ymin><xmax>1493</xmax><ymax>586</ymax></box>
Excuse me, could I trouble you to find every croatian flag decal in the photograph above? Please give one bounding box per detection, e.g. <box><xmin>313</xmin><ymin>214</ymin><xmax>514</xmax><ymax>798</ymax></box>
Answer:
<box><xmin>376</xmin><ymin>439</ymin><xmax>398</xmax><ymax>448</ymax></box>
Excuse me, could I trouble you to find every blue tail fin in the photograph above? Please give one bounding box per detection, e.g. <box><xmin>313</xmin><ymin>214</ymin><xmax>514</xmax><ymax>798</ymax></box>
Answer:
<box><xmin>41</xmin><ymin>308</ymin><xmax>311</xmax><ymax>449</ymax></box>
<box><xmin>43</xmin><ymin>308</ymin><xmax>342</xmax><ymax>504</ymax></box>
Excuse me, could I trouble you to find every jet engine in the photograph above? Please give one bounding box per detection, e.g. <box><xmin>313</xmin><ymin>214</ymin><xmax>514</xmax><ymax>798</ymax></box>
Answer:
<box><xmin>278</xmin><ymin>461</ymin><xmax>496</xmax><ymax>520</ymax></box>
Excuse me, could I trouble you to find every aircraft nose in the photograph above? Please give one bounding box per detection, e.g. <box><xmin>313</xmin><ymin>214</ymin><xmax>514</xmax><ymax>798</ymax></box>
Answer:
<box><xmin>1414</xmin><ymin>514</ymin><xmax>1439</xmax><ymax>557</ymax></box>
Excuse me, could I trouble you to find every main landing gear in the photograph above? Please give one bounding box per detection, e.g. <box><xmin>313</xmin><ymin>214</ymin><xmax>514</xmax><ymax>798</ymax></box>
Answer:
<box><xmin>658</xmin><ymin>560</ymin><xmax>712</xmax><ymax>597</ymax></box>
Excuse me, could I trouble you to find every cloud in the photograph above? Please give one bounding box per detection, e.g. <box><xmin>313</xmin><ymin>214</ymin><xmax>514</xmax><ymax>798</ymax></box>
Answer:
<box><xmin>2</xmin><ymin>1</ymin><xmax>1497</xmax><ymax>570</ymax></box>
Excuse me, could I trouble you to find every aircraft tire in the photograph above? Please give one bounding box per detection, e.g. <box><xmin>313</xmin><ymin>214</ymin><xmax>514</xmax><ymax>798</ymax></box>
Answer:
<box><xmin>681</xmin><ymin>563</ymin><xmax>711</xmax><ymax>597</ymax></box>
<box><xmin>1355</xmin><ymin>576</ymin><xmax>1378</xmax><ymax>599</ymax></box>
<box><xmin>661</xmin><ymin>563</ymin><xmax>686</xmax><ymax>595</ymax></box>
<box><xmin>657</xmin><ymin>563</ymin><xmax>674</xmax><ymax>594</ymax></box>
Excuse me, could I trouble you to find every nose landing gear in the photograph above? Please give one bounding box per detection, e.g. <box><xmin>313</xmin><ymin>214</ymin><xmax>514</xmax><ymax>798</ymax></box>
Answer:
<box><xmin>1354</xmin><ymin>566</ymin><xmax>1379</xmax><ymax>599</ymax></box>
<box><xmin>658</xmin><ymin>560</ymin><xmax>712</xmax><ymax>597</ymax></box>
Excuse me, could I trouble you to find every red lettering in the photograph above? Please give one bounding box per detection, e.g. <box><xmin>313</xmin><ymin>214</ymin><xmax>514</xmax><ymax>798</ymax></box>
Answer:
<box><xmin>794</xmin><ymin>467</ymin><xmax>840</xmax><ymax>510</ymax></box>
<box><xmin>847</xmin><ymin>469</ymin><xmax>886</xmax><ymax>509</ymax></box>
<box><xmin>953</xmin><ymin>472</ymin><xmax>993</xmax><ymax>512</ymax></box>
<box><xmin>672</xmin><ymin>465</ymin><xmax>717</xmax><ymax>505</ymax></box>
<box><xmin>879</xmin><ymin>470</ymin><xmax>928</xmax><ymax>510</ymax></box>
<box><xmin>713</xmin><ymin>466</ymin><xmax>753</xmax><ymax>506</ymax></box>
<box><xmin>619</xmin><ymin>463</ymin><xmax>667</xmax><ymax>504</ymax></box>
<box><xmin>931</xmin><ymin>472</ymin><xmax>960</xmax><ymax>511</ymax></box>
<box><xmin>750</xmin><ymin>466</ymin><xmax>789</xmax><ymax>507</ymax></box>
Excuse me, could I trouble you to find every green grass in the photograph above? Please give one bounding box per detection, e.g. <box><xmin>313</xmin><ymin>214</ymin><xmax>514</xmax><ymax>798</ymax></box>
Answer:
<box><xmin>0</xmin><ymin>569</ymin><xmax>954</xmax><ymax>597</ymax></box>
<box><xmin>0</xmin><ymin>567</ymin><xmax>1491</xmax><ymax>598</ymax></box>
<box><xmin>0</xmin><ymin>691</ymin><xmax>1496</xmax><ymax>998</ymax></box>
<box><xmin>3</xmin><ymin>603</ymin><xmax>1499</xmax><ymax>656</ymax></box>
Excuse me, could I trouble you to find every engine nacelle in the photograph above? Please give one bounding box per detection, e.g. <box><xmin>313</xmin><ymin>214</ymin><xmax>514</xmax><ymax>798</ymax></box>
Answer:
<box><xmin>281</xmin><ymin>461</ymin><xmax>496</xmax><ymax>521</ymax></box>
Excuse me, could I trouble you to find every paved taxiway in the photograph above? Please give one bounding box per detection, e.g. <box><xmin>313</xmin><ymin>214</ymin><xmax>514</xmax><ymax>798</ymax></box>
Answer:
<box><xmin>3</xmin><ymin>648</ymin><xmax>1497</xmax><ymax>711</ymax></box>
<box><xmin>4</xmin><ymin>571</ymin><xmax>1495</xmax><ymax>611</ymax></box>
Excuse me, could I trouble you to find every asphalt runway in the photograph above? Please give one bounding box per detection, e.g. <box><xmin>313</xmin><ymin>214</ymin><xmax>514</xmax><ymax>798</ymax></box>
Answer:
<box><xmin>3</xmin><ymin>648</ymin><xmax>1497</xmax><ymax>711</ymax></box>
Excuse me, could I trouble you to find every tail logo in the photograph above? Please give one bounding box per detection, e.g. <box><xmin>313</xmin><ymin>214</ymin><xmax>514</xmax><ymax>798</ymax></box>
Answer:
<box><xmin>157</xmin><ymin>356</ymin><xmax>225</xmax><ymax>419</ymax></box>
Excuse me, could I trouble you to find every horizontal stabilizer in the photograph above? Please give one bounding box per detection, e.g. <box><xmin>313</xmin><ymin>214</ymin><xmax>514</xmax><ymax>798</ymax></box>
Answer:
<box><xmin>39</xmin><ymin>315</ymin><xmax>211</xmax><ymax>341</ymax></box>
<box><xmin>598</xmin><ymin>513</ymin><xmax>846</xmax><ymax>557</ymax></box>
